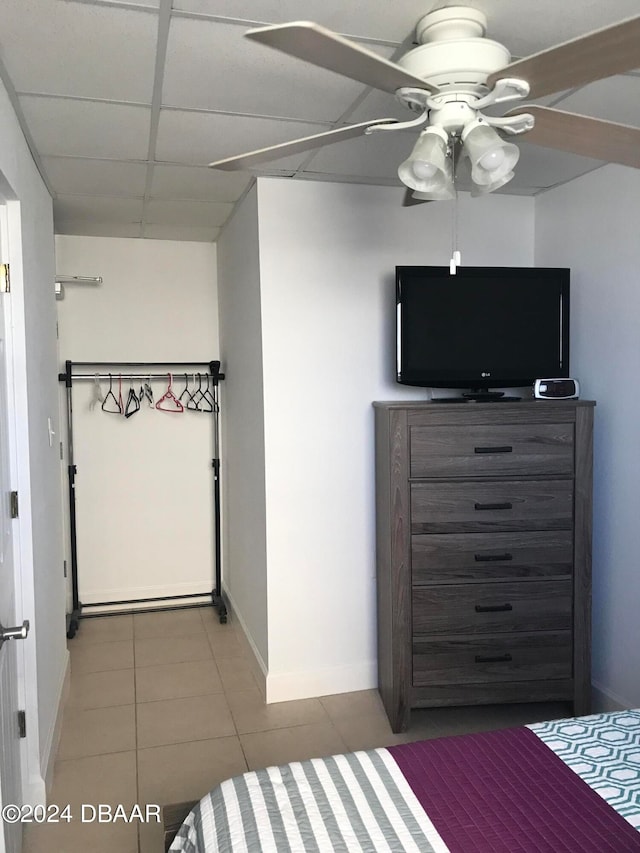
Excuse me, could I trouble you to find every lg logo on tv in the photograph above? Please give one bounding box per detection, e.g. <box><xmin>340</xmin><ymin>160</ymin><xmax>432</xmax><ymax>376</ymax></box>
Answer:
<box><xmin>481</xmin><ymin>371</ymin><xmax>491</xmax><ymax>377</ymax></box>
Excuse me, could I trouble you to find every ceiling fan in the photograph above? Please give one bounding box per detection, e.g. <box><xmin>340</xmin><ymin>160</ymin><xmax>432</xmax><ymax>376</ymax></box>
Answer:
<box><xmin>208</xmin><ymin>6</ymin><xmax>640</xmax><ymax>201</ymax></box>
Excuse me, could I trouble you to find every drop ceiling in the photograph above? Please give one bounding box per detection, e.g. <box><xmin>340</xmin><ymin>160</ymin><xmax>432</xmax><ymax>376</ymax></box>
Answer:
<box><xmin>0</xmin><ymin>0</ymin><xmax>638</xmax><ymax>242</ymax></box>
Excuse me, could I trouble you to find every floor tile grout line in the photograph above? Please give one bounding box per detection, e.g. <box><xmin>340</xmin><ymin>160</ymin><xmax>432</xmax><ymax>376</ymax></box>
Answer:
<box><xmin>131</xmin><ymin>617</ymin><xmax>142</xmax><ymax>853</ymax></box>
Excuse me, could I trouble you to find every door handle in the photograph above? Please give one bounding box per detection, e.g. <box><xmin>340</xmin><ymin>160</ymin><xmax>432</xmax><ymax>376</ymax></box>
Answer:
<box><xmin>0</xmin><ymin>619</ymin><xmax>30</xmax><ymax>649</ymax></box>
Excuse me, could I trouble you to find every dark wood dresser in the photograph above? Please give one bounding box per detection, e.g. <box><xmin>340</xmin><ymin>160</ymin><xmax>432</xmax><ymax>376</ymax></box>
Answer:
<box><xmin>373</xmin><ymin>400</ymin><xmax>594</xmax><ymax>732</ymax></box>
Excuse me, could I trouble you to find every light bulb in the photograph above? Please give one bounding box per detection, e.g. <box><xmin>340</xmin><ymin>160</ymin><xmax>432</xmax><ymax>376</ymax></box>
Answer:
<box><xmin>478</xmin><ymin>147</ymin><xmax>505</xmax><ymax>171</ymax></box>
<box><xmin>412</xmin><ymin>161</ymin><xmax>438</xmax><ymax>179</ymax></box>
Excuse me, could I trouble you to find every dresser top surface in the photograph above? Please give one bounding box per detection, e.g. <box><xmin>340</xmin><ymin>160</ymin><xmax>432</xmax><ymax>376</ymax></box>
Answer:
<box><xmin>373</xmin><ymin>399</ymin><xmax>596</xmax><ymax>410</ymax></box>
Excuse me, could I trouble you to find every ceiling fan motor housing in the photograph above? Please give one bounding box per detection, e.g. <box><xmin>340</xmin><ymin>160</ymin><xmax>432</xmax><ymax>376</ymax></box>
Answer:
<box><xmin>397</xmin><ymin>6</ymin><xmax>511</xmax><ymax>97</ymax></box>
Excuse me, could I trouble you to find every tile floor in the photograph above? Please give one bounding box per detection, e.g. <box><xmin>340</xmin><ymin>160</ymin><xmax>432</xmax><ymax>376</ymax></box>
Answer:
<box><xmin>23</xmin><ymin>606</ymin><xmax>572</xmax><ymax>852</ymax></box>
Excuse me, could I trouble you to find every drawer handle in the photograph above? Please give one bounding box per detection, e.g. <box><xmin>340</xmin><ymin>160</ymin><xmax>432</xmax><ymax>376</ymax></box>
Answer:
<box><xmin>474</xmin><ymin>445</ymin><xmax>513</xmax><ymax>454</ymax></box>
<box><xmin>475</xmin><ymin>603</ymin><xmax>513</xmax><ymax>613</ymax></box>
<box><xmin>474</xmin><ymin>553</ymin><xmax>513</xmax><ymax>562</ymax></box>
<box><xmin>474</xmin><ymin>502</ymin><xmax>513</xmax><ymax>511</ymax></box>
<box><xmin>475</xmin><ymin>653</ymin><xmax>513</xmax><ymax>664</ymax></box>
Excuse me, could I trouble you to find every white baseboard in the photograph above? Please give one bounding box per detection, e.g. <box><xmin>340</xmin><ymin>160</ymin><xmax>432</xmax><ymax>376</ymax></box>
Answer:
<box><xmin>23</xmin><ymin>651</ymin><xmax>70</xmax><ymax>805</ymax></box>
<box><xmin>221</xmin><ymin>589</ymin><xmax>377</xmax><ymax>704</ymax></box>
<box><xmin>79</xmin><ymin>580</ymin><xmax>214</xmax><ymax>606</ymax></box>
<box><xmin>42</xmin><ymin>651</ymin><xmax>70</xmax><ymax>796</ymax></box>
<box><xmin>266</xmin><ymin>661</ymin><xmax>378</xmax><ymax>704</ymax></box>
<box><xmin>222</xmin><ymin>588</ymin><xmax>268</xmax><ymax>698</ymax></box>
<box><xmin>591</xmin><ymin>680</ymin><xmax>633</xmax><ymax>713</ymax></box>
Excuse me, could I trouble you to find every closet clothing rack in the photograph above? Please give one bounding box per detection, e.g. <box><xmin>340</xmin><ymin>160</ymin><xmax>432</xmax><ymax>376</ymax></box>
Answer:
<box><xmin>59</xmin><ymin>359</ymin><xmax>227</xmax><ymax>638</ymax></box>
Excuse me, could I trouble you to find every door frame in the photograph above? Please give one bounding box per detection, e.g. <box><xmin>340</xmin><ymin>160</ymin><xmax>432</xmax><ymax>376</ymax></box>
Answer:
<box><xmin>0</xmin><ymin>176</ymin><xmax>44</xmax><ymax>807</ymax></box>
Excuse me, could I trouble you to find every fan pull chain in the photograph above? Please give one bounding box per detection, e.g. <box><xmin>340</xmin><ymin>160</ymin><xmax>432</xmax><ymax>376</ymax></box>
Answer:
<box><xmin>450</xmin><ymin>138</ymin><xmax>461</xmax><ymax>275</ymax></box>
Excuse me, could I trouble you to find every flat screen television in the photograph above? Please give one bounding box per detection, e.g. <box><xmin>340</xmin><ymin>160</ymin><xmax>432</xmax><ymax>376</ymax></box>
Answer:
<box><xmin>396</xmin><ymin>265</ymin><xmax>570</xmax><ymax>399</ymax></box>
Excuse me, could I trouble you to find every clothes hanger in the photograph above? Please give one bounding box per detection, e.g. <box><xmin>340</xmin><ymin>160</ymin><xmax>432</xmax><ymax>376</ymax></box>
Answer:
<box><xmin>142</xmin><ymin>375</ymin><xmax>154</xmax><ymax>408</ymax></box>
<box><xmin>200</xmin><ymin>373</ymin><xmax>214</xmax><ymax>413</ymax></box>
<box><xmin>101</xmin><ymin>374</ymin><xmax>122</xmax><ymax>414</ymax></box>
<box><xmin>179</xmin><ymin>373</ymin><xmax>193</xmax><ymax>408</ymax></box>
<box><xmin>192</xmin><ymin>373</ymin><xmax>207</xmax><ymax>412</ymax></box>
<box><xmin>155</xmin><ymin>373</ymin><xmax>184</xmax><ymax>413</ymax></box>
<box><xmin>124</xmin><ymin>380</ymin><xmax>140</xmax><ymax>419</ymax></box>
<box><xmin>186</xmin><ymin>372</ymin><xmax>201</xmax><ymax>411</ymax></box>
<box><xmin>89</xmin><ymin>373</ymin><xmax>105</xmax><ymax>411</ymax></box>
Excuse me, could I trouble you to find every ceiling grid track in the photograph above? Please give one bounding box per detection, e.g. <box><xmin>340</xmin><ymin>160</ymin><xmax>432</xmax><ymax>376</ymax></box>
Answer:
<box><xmin>0</xmin><ymin>54</ymin><xmax>55</xmax><ymax>197</ymax></box>
<box><xmin>140</xmin><ymin>0</ymin><xmax>173</xmax><ymax>238</ymax></box>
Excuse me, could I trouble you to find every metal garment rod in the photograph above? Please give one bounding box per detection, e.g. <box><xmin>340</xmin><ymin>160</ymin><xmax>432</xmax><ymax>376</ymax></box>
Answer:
<box><xmin>59</xmin><ymin>358</ymin><xmax>227</xmax><ymax>635</ymax></box>
<box><xmin>68</xmin><ymin>361</ymin><xmax>214</xmax><ymax>367</ymax></box>
<box><xmin>64</xmin><ymin>373</ymin><xmax>226</xmax><ymax>381</ymax></box>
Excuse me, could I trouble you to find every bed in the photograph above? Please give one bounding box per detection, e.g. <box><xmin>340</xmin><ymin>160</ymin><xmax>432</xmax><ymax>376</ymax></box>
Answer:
<box><xmin>168</xmin><ymin>709</ymin><xmax>640</xmax><ymax>852</ymax></box>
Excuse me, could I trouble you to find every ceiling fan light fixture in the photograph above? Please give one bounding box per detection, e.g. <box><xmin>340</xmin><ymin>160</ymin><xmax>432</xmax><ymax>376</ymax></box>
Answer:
<box><xmin>398</xmin><ymin>126</ymin><xmax>452</xmax><ymax>193</ymax></box>
<box><xmin>412</xmin><ymin>185</ymin><xmax>456</xmax><ymax>201</ymax></box>
<box><xmin>469</xmin><ymin>171</ymin><xmax>515</xmax><ymax>196</ymax></box>
<box><xmin>462</xmin><ymin>120</ymin><xmax>519</xmax><ymax>187</ymax></box>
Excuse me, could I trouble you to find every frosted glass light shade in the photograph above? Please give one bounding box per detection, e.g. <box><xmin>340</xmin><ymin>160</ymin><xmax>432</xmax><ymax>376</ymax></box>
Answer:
<box><xmin>463</xmin><ymin>123</ymin><xmax>519</xmax><ymax>187</ymax></box>
<box><xmin>398</xmin><ymin>128</ymin><xmax>453</xmax><ymax>194</ymax></box>
<box><xmin>470</xmin><ymin>171</ymin><xmax>515</xmax><ymax>196</ymax></box>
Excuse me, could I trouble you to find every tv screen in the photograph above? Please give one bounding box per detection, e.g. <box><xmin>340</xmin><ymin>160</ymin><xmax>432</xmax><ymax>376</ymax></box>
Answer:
<box><xmin>396</xmin><ymin>266</ymin><xmax>570</xmax><ymax>393</ymax></box>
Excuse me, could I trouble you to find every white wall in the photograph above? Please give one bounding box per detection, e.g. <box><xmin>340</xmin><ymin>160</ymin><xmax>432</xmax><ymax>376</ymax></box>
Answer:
<box><xmin>0</xmin><ymin>78</ymin><xmax>66</xmax><ymax>801</ymax></box>
<box><xmin>216</xmin><ymin>187</ymin><xmax>269</xmax><ymax>668</ymax></box>
<box><xmin>535</xmin><ymin>164</ymin><xmax>640</xmax><ymax>708</ymax></box>
<box><xmin>255</xmin><ymin>178</ymin><xmax>535</xmax><ymax>700</ymax></box>
<box><xmin>55</xmin><ymin>236</ymin><xmax>219</xmax><ymax>606</ymax></box>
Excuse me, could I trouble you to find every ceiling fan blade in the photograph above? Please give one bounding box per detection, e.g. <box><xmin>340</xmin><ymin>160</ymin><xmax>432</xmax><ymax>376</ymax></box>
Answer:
<box><xmin>245</xmin><ymin>21</ymin><xmax>438</xmax><ymax>95</ymax></box>
<box><xmin>488</xmin><ymin>15</ymin><xmax>640</xmax><ymax>99</ymax></box>
<box><xmin>209</xmin><ymin>118</ymin><xmax>398</xmax><ymax>170</ymax></box>
<box><xmin>507</xmin><ymin>105</ymin><xmax>640</xmax><ymax>169</ymax></box>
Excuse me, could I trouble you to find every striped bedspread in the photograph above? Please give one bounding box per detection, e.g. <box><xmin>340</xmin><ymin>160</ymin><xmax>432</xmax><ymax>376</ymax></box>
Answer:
<box><xmin>169</xmin><ymin>710</ymin><xmax>640</xmax><ymax>852</ymax></box>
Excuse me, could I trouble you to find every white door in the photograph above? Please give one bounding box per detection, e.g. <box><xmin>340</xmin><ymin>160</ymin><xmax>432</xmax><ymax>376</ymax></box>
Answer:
<box><xmin>0</xmin><ymin>209</ymin><xmax>24</xmax><ymax>853</ymax></box>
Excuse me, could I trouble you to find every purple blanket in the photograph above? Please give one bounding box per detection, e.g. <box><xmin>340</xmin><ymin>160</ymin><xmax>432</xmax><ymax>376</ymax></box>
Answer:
<box><xmin>389</xmin><ymin>726</ymin><xmax>640</xmax><ymax>852</ymax></box>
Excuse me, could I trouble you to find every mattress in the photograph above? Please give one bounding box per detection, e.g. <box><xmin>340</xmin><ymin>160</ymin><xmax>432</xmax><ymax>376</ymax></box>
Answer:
<box><xmin>169</xmin><ymin>709</ymin><xmax>640</xmax><ymax>852</ymax></box>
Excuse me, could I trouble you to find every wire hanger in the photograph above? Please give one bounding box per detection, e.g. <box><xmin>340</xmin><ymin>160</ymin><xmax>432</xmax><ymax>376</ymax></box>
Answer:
<box><xmin>155</xmin><ymin>373</ymin><xmax>184</xmax><ymax>413</ymax></box>
<box><xmin>101</xmin><ymin>374</ymin><xmax>122</xmax><ymax>414</ymax></box>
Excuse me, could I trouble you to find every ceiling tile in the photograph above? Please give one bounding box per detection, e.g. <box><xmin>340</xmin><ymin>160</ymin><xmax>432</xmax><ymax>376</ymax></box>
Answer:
<box><xmin>54</xmin><ymin>221</ymin><xmax>143</xmax><ymax>238</ymax></box>
<box><xmin>163</xmin><ymin>17</ymin><xmax>395</xmax><ymax>121</ymax></box>
<box><xmin>550</xmin><ymin>75</ymin><xmax>640</xmax><ymax>127</ymax></box>
<box><xmin>142</xmin><ymin>224</ymin><xmax>220</xmax><ymax>242</ymax></box>
<box><xmin>0</xmin><ymin>0</ymin><xmax>158</xmax><ymax>103</ymax></box>
<box><xmin>54</xmin><ymin>195</ymin><xmax>144</xmax><ymax>223</ymax></box>
<box><xmin>19</xmin><ymin>96</ymin><xmax>151</xmax><ymax>160</ymax></box>
<box><xmin>172</xmin><ymin>1</ymin><xmax>640</xmax><ymax>53</ymax></box>
<box><xmin>150</xmin><ymin>164</ymin><xmax>251</xmax><ymax>201</ymax></box>
<box><xmin>155</xmin><ymin>109</ymin><xmax>328</xmax><ymax>168</ymax></box>
<box><xmin>41</xmin><ymin>157</ymin><xmax>148</xmax><ymax>197</ymax></box>
<box><xmin>144</xmin><ymin>198</ymin><xmax>233</xmax><ymax>226</ymax></box>
<box><xmin>477</xmin><ymin>1</ymin><xmax>640</xmax><ymax>63</ymax></box>
<box><xmin>171</xmin><ymin>0</ymin><xmax>432</xmax><ymax>42</ymax></box>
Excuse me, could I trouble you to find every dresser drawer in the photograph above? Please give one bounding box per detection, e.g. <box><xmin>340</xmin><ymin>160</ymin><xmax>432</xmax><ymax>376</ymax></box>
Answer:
<box><xmin>412</xmin><ymin>579</ymin><xmax>573</xmax><ymax>635</ymax></box>
<box><xmin>410</xmin><ymin>423</ymin><xmax>574</xmax><ymax>478</ymax></box>
<box><xmin>411</xmin><ymin>480</ymin><xmax>573</xmax><ymax>534</ymax></box>
<box><xmin>413</xmin><ymin>631</ymin><xmax>572</xmax><ymax>686</ymax></box>
<box><xmin>412</xmin><ymin>530</ymin><xmax>573</xmax><ymax>583</ymax></box>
